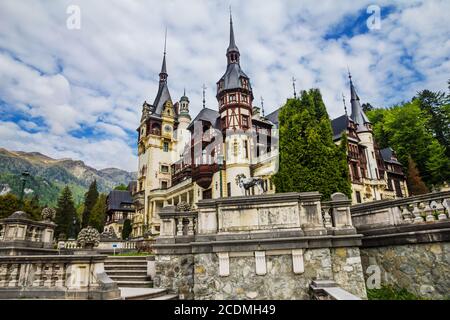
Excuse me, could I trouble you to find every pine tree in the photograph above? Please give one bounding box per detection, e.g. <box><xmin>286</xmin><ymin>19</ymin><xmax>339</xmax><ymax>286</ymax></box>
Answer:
<box><xmin>406</xmin><ymin>157</ymin><xmax>429</xmax><ymax>195</ymax></box>
<box><xmin>89</xmin><ymin>194</ymin><xmax>107</xmax><ymax>233</ymax></box>
<box><xmin>55</xmin><ymin>186</ymin><xmax>78</xmax><ymax>239</ymax></box>
<box><xmin>23</xmin><ymin>194</ymin><xmax>42</xmax><ymax>221</ymax></box>
<box><xmin>0</xmin><ymin>193</ymin><xmax>21</xmax><ymax>219</ymax></box>
<box><xmin>81</xmin><ymin>180</ymin><xmax>99</xmax><ymax>228</ymax></box>
<box><xmin>122</xmin><ymin>219</ymin><xmax>132</xmax><ymax>240</ymax></box>
<box><xmin>273</xmin><ymin>89</ymin><xmax>351</xmax><ymax>200</ymax></box>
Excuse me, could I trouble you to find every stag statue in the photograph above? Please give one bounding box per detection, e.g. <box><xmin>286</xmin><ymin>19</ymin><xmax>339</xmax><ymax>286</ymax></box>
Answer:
<box><xmin>235</xmin><ymin>174</ymin><xmax>266</xmax><ymax>196</ymax></box>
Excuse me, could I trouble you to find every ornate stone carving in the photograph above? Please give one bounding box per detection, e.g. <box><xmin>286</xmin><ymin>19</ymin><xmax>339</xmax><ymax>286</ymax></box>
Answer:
<box><xmin>41</xmin><ymin>207</ymin><xmax>56</xmax><ymax>222</ymax></box>
<box><xmin>76</xmin><ymin>226</ymin><xmax>100</xmax><ymax>249</ymax></box>
<box><xmin>176</xmin><ymin>201</ymin><xmax>191</xmax><ymax>212</ymax></box>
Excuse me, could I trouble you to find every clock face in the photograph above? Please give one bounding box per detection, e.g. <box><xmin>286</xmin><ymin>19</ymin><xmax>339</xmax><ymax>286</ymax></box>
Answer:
<box><xmin>164</xmin><ymin>125</ymin><xmax>172</xmax><ymax>132</ymax></box>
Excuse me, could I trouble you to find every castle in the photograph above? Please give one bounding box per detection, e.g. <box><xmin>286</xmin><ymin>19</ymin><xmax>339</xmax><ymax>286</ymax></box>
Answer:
<box><xmin>130</xmin><ymin>15</ymin><xmax>408</xmax><ymax>239</ymax></box>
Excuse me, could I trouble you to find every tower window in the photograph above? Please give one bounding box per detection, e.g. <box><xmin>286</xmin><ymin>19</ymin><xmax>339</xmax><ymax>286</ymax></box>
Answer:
<box><xmin>244</xmin><ymin>140</ymin><xmax>248</xmax><ymax>159</ymax></box>
<box><xmin>242</xmin><ymin>115</ymin><xmax>249</xmax><ymax>128</ymax></box>
<box><xmin>229</xmin><ymin>94</ymin><xmax>236</xmax><ymax>102</ymax></box>
<box><xmin>242</xmin><ymin>94</ymin><xmax>248</xmax><ymax>103</ymax></box>
<box><xmin>161</xmin><ymin>165</ymin><xmax>169</xmax><ymax>173</ymax></box>
<box><xmin>163</xmin><ymin>142</ymin><xmax>169</xmax><ymax>152</ymax></box>
<box><xmin>161</xmin><ymin>181</ymin><xmax>168</xmax><ymax>190</ymax></box>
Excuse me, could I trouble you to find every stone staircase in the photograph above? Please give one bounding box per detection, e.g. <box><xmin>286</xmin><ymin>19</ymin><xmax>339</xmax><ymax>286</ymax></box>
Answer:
<box><xmin>105</xmin><ymin>256</ymin><xmax>177</xmax><ymax>300</ymax></box>
<box><xmin>119</xmin><ymin>287</ymin><xmax>178</xmax><ymax>300</ymax></box>
<box><xmin>104</xmin><ymin>256</ymin><xmax>152</xmax><ymax>288</ymax></box>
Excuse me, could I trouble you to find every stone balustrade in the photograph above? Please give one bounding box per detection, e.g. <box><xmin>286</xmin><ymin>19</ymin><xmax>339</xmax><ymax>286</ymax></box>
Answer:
<box><xmin>0</xmin><ymin>255</ymin><xmax>120</xmax><ymax>299</ymax></box>
<box><xmin>0</xmin><ymin>211</ymin><xmax>56</xmax><ymax>255</ymax></box>
<box><xmin>159</xmin><ymin>207</ymin><xmax>197</xmax><ymax>239</ymax></box>
<box><xmin>154</xmin><ymin>192</ymin><xmax>368</xmax><ymax>300</ymax></box>
<box><xmin>351</xmin><ymin>191</ymin><xmax>450</xmax><ymax>230</ymax></box>
<box><xmin>350</xmin><ymin>191</ymin><xmax>450</xmax><ymax>299</ymax></box>
<box><xmin>58</xmin><ymin>239</ymin><xmax>138</xmax><ymax>251</ymax></box>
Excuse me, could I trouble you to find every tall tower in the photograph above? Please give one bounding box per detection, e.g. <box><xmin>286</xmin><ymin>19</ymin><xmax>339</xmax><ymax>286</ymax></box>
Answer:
<box><xmin>176</xmin><ymin>89</ymin><xmax>191</xmax><ymax>158</ymax></box>
<box><xmin>216</xmin><ymin>13</ymin><xmax>254</xmax><ymax>196</ymax></box>
<box><xmin>348</xmin><ymin>72</ymin><xmax>381</xmax><ymax>200</ymax></box>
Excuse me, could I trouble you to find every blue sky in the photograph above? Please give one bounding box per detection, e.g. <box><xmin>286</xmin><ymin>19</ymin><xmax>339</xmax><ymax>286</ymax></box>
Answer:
<box><xmin>0</xmin><ymin>0</ymin><xmax>449</xmax><ymax>171</ymax></box>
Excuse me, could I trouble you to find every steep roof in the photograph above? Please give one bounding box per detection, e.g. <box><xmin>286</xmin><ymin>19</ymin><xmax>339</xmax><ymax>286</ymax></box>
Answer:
<box><xmin>380</xmin><ymin>147</ymin><xmax>402</xmax><ymax>165</ymax></box>
<box><xmin>349</xmin><ymin>75</ymin><xmax>370</xmax><ymax>130</ymax></box>
<box><xmin>187</xmin><ymin>108</ymin><xmax>221</xmax><ymax>131</ymax></box>
<box><xmin>331</xmin><ymin>114</ymin><xmax>351</xmax><ymax>140</ymax></box>
<box><xmin>107</xmin><ymin>190</ymin><xmax>134</xmax><ymax>212</ymax></box>
<box><xmin>265</xmin><ymin>108</ymin><xmax>280</xmax><ymax>126</ymax></box>
<box><xmin>218</xmin><ymin>63</ymin><xmax>252</xmax><ymax>92</ymax></box>
<box><xmin>153</xmin><ymin>82</ymin><xmax>172</xmax><ymax>116</ymax></box>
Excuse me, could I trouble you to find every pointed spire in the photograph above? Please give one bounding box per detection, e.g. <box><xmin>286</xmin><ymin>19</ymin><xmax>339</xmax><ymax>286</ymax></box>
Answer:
<box><xmin>159</xmin><ymin>28</ymin><xmax>168</xmax><ymax>81</ymax></box>
<box><xmin>261</xmin><ymin>96</ymin><xmax>265</xmax><ymax>117</ymax></box>
<box><xmin>226</xmin><ymin>9</ymin><xmax>240</xmax><ymax>64</ymax></box>
<box><xmin>202</xmin><ymin>84</ymin><xmax>207</xmax><ymax>109</ymax></box>
<box><xmin>292</xmin><ymin>77</ymin><xmax>297</xmax><ymax>99</ymax></box>
<box><xmin>347</xmin><ymin>71</ymin><xmax>370</xmax><ymax>129</ymax></box>
<box><xmin>342</xmin><ymin>93</ymin><xmax>348</xmax><ymax>116</ymax></box>
<box><xmin>348</xmin><ymin>69</ymin><xmax>359</xmax><ymax>102</ymax></box>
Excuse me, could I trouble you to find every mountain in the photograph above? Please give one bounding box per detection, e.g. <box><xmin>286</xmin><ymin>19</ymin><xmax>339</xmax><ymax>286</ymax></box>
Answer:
<box><xmin>0</xmin><ymin>148</ymin><xmax>137</xmax><ymax>206</ymax></box>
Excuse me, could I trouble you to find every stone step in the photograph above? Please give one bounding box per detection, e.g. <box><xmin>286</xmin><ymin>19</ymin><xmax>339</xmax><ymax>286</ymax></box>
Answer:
<box><xmin>106</xmin><ymin>270</ymin><xmax>148</xmax><ymax>276</ymax></box>
<box><xmin>110</xmin><ymin>275</ymin><xmax>150</xmax><ymax>282</ymax></box>
<box><xmin>106</xmin><ymin>256</ymin><xmax>148</xmax><ymax>261</ymax></box>
<box><xmin>120</xmin><ymin>287</ymin><xmax>168</xmax><ymax>300</ymax></box>
<box><xmin>148</xmin><ymin>294</ymin><xmax>178</xmax><ymax>300</ymax></box>
<box><xmin>104</xmin><ymin>265</ymin><xmax>147</xmax><ymax>270</ymax></box>
<box><xmin>105</xmin><ymin>260</ymin><xmax>147</xmax><ymax>265</ymax></box>
<box><xmin>116</xmin><ymin>280</ymin><xmax>153</xmax><ymax>288</ymax></box>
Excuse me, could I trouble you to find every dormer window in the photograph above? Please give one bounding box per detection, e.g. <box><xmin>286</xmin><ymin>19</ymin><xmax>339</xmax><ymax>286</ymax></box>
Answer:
<box><xmin>241</xmin><ymin>78</ymin><xmax>248</xmax><ymax>89</ymax></box>
<box><xmin>242</xmin><ymin>115</ymin><xmax>249</xmax><ymax>128</ymax></box>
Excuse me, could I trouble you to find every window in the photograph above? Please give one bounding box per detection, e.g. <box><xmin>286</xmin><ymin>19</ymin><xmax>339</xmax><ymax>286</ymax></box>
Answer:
<box><xmin>244</xmin><ymin>140</ymin><xmax>248</xmax><ymax>159</ymax></box>
<box><xmin>242</xmin><ymin>115</ymin><xmax>249</xmax><ymax>128</ymax></box>
<box><xmin>229</xmin><ymin>94</ymin><xmax>236</xmax><ymax>102</ymax></box>
<box><xmin>161</xmin><ymin>165</ymin><xmax>169</xmax><ymax>173</ymax></box>
<box><xmin>161</xmin><ymin>181</ymin><xmax>168</xmax><ymax>190</ymax></box>
<box><xmin>227</xmin><ymin>183</ymin><xmax>231</xmax><ymax>197</ymax></box>
<box><xmin>242</xmin><ymin>94</ymin><xmax>248</xmax><ymax>103</ymax></box>
<box><xmin>355</xmin><ymin>191</ymin><xmax>362</xmax><ymax>203</ymax></box>
<box><xmin>163</xmin><ymin>142</ymin><xmax>169</xmax><ymax>152</ymax></box>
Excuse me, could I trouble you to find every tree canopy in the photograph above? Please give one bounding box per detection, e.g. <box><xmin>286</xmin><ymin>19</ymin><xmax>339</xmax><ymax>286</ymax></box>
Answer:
<box><xmin>367</xmin><ymin>81</ymin><xmax>450</xmax><ymax>189</ymax></box>
<box><xmin>54</xmin><ymin>186</ymin><xmax>79</xmax><ymax>239</ymax></box>
<box><xmin>81</xmin><ymin>180</ymin><xmax>99</xmax><ymax>228</ymax></box>
<box><xmin>273</xmin><ymin>89</ymin><xmax>351</xmax><ymax>200</ymax></box>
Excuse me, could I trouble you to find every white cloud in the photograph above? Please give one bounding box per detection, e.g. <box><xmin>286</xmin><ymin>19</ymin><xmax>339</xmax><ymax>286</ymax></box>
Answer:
<box><xmin>0</xmin><ymin>0</ymin><xmax>449</xmax><ymax>170</ymax></box>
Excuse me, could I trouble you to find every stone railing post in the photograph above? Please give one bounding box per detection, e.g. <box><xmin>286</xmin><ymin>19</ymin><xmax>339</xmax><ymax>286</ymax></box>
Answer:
<box><xmin>176</xmin><ymin>218</ymin><xmax>184</xmax><ymax>236</ymax></box>
<box><xmin>160</xmin><ymin>218</ymin><xmax>176</xmax><ymax>237</ymax></box>
<box><xmin>187</xmin><ymin>217</ymin><xmax>194</xmax><ymax>236</ymax></box>
<box><xmin>196</xmin><ymin>205</ymin><xmax>217</xmax><ymax>235</ymax></box>
<box><xmin>299</xmin><ymin>192</ymin><xmax>327</xmax><ymax>236</ymax></box>
<box><xmin>329</xmin><ymin>193</ymin><xmax>355</xmax><ymax>233</ymax></box>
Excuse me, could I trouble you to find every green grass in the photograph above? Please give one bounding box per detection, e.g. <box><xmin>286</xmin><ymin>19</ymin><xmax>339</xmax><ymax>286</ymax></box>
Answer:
<box><xmin>367</xmin><ymin>285</ymin><xmax>424</xmax><ymax>300</ymax></box>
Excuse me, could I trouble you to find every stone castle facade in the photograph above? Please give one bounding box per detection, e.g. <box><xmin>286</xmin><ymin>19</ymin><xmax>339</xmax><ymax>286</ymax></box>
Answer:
<box><xmin>131</xmin><ymin>16</ymin><xmax>408</xmax><ymax>239</ymax></box>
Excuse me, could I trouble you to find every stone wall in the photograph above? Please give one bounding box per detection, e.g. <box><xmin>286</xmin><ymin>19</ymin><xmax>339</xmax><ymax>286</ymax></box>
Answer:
<box><xmin>351</xmin><ymin>191</ymin><xmax>450</xmax><ymax>300</ymax></box>
<box><xmin>331</xmin><ymin>247</ymin><xmax>367</xmax><ymax>298</ymax></box>
<box><xmin>155</xmin><ymin>247</ymin><xmax>367</xmax><ymax>300</ymax></box>
<box><xmin>154</xmin><ymin>192</ymin><xmax>367</xmax><ymax>300</ymax></box>
<box><xmin>154</xmin><ymin>254</ymin><xmax>194</xmax><ymax>299</ymax></box>
<box><xmin>360</xmin><ymin>243</ymin><xmax>450</xmax><ymax>299</ymax></box>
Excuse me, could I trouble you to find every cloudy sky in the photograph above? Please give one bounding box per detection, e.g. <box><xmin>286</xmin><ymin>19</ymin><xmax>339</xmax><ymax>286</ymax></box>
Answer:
<box><xmin>0</xmin><ymin>0</ymin><xmax>449</xmax><ymax>171</ymax></box>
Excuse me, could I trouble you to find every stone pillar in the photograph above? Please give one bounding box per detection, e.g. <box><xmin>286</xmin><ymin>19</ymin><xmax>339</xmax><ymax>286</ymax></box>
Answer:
<box><xmin>299</xmin><ymin>192</ymin><xmax>327</xmax><ymax>236</ymax></box>
<box><xmin>197</xmin><ymin>206</ymin><xmax>217</xmax><ymax>235</ymax></box>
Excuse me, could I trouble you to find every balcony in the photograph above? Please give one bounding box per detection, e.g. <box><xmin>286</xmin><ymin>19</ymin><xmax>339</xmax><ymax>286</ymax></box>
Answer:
<box><xmin>192</xmin><ymin>164</ymin><xmax>220</xmax><ymax>189</ymax></box>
